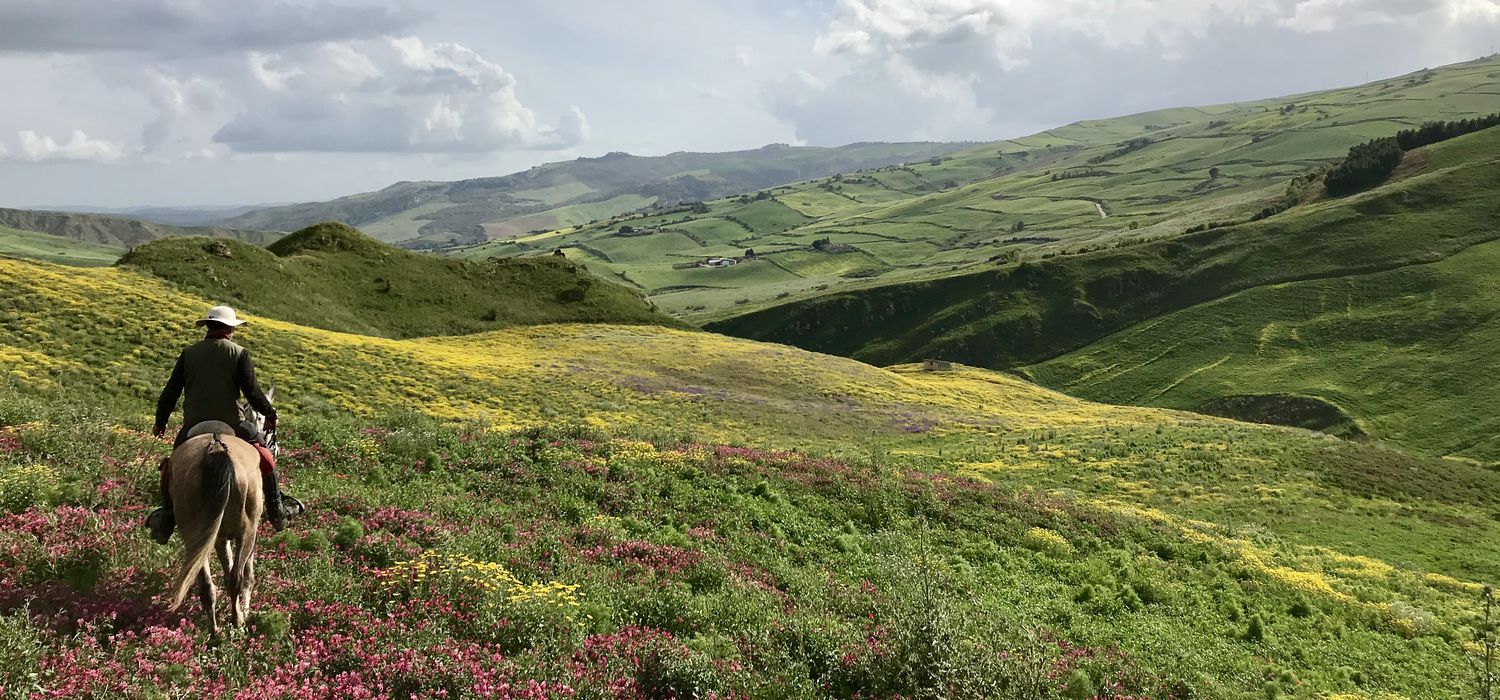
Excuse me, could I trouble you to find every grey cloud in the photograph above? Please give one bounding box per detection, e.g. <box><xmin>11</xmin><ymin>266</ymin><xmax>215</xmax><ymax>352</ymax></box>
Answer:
<box><xmin>0</xmin><ymin>0</ymin><xmax>421</xmax><ymax>55</ymax></box>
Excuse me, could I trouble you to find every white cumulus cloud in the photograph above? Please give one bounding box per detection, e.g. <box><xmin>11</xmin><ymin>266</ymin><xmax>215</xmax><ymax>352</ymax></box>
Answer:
<box><xmin>9</xmin><ymin>130</ymin><xmax>127</xmax><ymax>163</ymax></box>
<box><xmin>210</xmin><ymin>37</ymin><xmax>589</xmax><ymax>153</ymax></box>
<box><xmin>768</xmin><ymin>0</ymin><xmax>1500</xmax><ymax>143</ymax></box>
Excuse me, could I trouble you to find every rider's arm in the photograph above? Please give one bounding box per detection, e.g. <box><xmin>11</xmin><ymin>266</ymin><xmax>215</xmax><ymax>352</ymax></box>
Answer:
<box><xmin>154</xmin><ymin>353</ymin><xmax>185</xmax><ymax>433</ymax></box>
<box><xmin>236</xmin><ymin>349</ymin><xmax>278</xmax><ymax>423</ymax></box>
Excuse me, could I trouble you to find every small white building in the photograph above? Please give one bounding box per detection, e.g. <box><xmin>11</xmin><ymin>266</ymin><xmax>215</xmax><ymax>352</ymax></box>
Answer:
<box><xmin>702</xmin><ymin>258</ymin><xmax>738</xmax><ymax>268</ymax></box>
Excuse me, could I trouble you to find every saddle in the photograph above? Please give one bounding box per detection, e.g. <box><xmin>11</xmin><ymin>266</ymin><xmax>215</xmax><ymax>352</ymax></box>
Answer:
<box><xmin>180</xmin><ymin>420</ymin><xmax>277</xmax><ymax>473</ymax></box>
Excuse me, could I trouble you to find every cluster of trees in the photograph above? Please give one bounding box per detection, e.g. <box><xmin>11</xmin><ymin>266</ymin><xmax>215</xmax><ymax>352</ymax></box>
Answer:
<box><xmin>1324</xmin><ymin>137</ymin><xmax>1404</xmax><ymax>196</ymax></box>
<box><xmin>1049</xmin><ymin>168</ymin><xmax>1107</xmax><ymax>182</ymax></box>
<box><xmin>1087</xmin><ymin>137</ymin><xmax>1153</xmax><ymax>165</ymax></box>
<box><xmin>1184</xmin><ymin>221</ymin><xmax>1236</xmax><ymax>234</ymax></box>
<box><xmin>1322</xmin><ymin>112</ymin><xmax>1500</xmax><ymax>197</ymax></box>
<box><xmin>736</xmin><ymin>190</ymin><xmax>775</xmax><ymax>204</ymax></box>
<box><xmin>1395</xmin><ymin>112</ymin><xmax>1500</xmax><ymax>150</ymax></box>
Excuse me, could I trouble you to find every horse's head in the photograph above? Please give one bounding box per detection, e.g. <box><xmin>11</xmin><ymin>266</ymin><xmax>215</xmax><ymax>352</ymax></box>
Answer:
<box><xmin>238</xmin><ymin>386</ymin><xmax>278</xmax><ymax>457</ymax></box>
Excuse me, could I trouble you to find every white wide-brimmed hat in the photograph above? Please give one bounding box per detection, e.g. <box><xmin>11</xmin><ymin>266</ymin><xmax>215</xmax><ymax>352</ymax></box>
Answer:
<box><xmin>195</xmin><ymin>305</ymin><xmax>247</xmax><ymax>327</ymax></box>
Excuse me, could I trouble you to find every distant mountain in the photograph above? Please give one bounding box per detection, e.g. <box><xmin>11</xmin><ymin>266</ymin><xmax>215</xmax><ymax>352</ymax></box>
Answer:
<box><xmin>223</xmin><ymin>142</ymin><xmax>972</xmax><ymax>246</ymax></box>
<box><xmin>0</xmin><ymin>207</ymin><xmax>277</xmax><ymax>250</ymax></box>
<box><xmin>34</xmin><ymin>204</ymin><xmax>273</xmax><ymax>227</ymax></box>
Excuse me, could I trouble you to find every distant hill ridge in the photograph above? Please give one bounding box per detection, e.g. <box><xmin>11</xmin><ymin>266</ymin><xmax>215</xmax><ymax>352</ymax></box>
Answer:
<box><xmin>118</xmin><ymin>222</ymin><xmax>682</xmax><ymax>339</ymax></box>
<box><xmin>457</xmin><ymin>56</ymin><xmax>1500</xmax><ymax>325</ymax></box>
<box><xmin>0</xmin><ymin>206</ymin><xmax>276</xmax><ymax>251</ymax></box>
<box><xmin>223</xmin><ymin>142</ymin><xmax>972</xmax><ymax>246</ymax></box>
<box><xmin>713</xmin><ymin>124</ymin><xmax>1500</xmax><ymax>462</ymax></box>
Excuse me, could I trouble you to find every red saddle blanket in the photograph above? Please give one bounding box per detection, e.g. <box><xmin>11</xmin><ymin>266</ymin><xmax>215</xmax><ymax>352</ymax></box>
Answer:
<box><xmin>252</xmin><ymin>443</ymin><xmax>277</xmax><ymax>475</ymax></box>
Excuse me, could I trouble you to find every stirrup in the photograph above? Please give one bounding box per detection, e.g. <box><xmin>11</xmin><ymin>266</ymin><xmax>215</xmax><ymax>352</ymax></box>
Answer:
<box><xmin>146</xmin><ymin>507</ymin><xmax>175</xmax><ymax>545</ymax></box>
<box><xmin>280</xmin><ymin>494</ymin><xmax>306</xmax><ymax>517</ymax></box>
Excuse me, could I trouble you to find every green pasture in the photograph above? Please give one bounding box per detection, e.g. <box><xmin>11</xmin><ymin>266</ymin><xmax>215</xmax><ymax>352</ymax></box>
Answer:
<box><xmin>0</xmin><ymin>226</ymin><xmax>121</xmax><ymax>267</ymax></box>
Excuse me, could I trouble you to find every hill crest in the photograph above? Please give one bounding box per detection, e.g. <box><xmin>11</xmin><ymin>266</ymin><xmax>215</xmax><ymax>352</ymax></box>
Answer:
<box><xmin>223</xmin><ymin>142</ymin><xmax>972</xmax><ymax>246</ymax></box>
<box><xmin>118</xmin><ymin>222</ymin><xmax>682</xmax><ymax>339</ymax></box>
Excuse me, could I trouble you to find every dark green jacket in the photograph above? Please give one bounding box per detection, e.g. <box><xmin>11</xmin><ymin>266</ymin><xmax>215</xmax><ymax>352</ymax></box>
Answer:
<box><xmin>155</xmin><ymin>337</ymin><xmax>276</xmax><ymax>432</ymax></box>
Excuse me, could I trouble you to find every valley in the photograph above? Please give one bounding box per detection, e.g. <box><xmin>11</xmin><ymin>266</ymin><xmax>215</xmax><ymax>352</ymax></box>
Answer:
<box><xmin>3</xmin><ymin>49</ymin><xmax>1500</xmax><ymax>699</ymax></box>
<box><xmin>468</xmin><ymin>57</ymin><xmax>1500</xmax><ymax>327</ymax></box>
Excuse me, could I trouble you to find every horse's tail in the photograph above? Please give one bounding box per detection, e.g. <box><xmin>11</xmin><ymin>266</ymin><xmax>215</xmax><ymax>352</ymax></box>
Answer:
<box><xmin>169</xmin><ymin>435</ymin><xmax>234</xmax><ymax>610</ymax></box>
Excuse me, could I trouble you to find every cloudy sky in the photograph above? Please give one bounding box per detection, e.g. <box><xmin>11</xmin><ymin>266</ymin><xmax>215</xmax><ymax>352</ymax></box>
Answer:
<box><xmin>1</xmin><ymin>0</ymin><xmax>1496</xmax><ymax>208</ymax></box>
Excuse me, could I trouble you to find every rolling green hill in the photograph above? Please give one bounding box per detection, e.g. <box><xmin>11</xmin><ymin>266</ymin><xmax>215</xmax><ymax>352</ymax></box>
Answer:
<box><xmin>2</xmin><ymin>253</ymin><xmax>1500</xmax><ymax>696</ymax></box>
<box><xmin>459</xmin><ymin>56</ymin><xmax>1500</xmax><ymax>323</ymax></box>
<box><xmin>712</xmin><ymin>110</ymin><xmax>1500</xmax><ymax>462</ymax></box>
<box><xmin>1024</xmin><ymin>127</ymin><xmax>1500</xmax><ymax>462</ymax></box>
<box><xmin>0</xmin><ymin>206</ymin><xmax>276</xmax><ymax>252</ymax></box>
<box><xmin>117</xmin><ymin>222</ymin><xmax>682</xmax><ymax>339</ymax></box>
<box><xmin>224</xmin><ymin>142</ymin><xmax>971</xmax><ymax>247</ymax></box>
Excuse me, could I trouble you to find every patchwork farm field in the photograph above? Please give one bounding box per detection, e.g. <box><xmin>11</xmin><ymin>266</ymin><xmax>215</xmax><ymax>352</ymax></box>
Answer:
<box><xmin>456</xmin><ymin>56</ymin><xmax>1500</xmax><ymax>324</ymax></box>
<box><xmin>714</xmin><ymin>112</ymin><xmax>1500</xmax><ymax>464</ymax></box>
<box><xmin>2</xmin><ymin>256</ymin><xmax>1499</xmax><ymax>697</ymax></box>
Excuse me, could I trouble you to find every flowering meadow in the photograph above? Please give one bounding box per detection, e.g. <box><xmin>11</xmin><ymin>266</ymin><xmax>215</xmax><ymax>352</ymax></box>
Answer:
<box><xmin>3</xmin><ymin>255</ymin><xmax>1498</xmax><ymax>697</ymax></box>
<box><xmin>0</xmin><ymin>400</ymin><xmax>1488</xmax><ymax>699</ymax></box>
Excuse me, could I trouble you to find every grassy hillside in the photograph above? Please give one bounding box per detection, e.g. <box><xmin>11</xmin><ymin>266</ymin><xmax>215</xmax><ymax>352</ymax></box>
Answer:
<box><xmin>225</xmin><ymin>142</ymin><xmax>970</xmax><ymax>246</ymax></box>
<box><xmin>463</xmin><ymin>56</ymin><xmax>1500</xmax><ymax>322</ymax></box>
<box><xmin>33</xmin><ymin>203</ymin><xmax>268</xmax><ymax>227</ymax></box>
<box><xmin>2</xmin><ymin>254</ymin><xmax>1500</xmax><ymax>696</ymax></box>
<box><xmin>1025</xmin><ymin>129</ymin><xmax>1500</xmax><ymax>462</ymax></box>
<box><xmin>117</xmin><ymin>222</ymin><xmax>681</xmax><ymax>339</ymax></box>
<box><xmin>0</xmin><ymin>206</ymin><xmax>276</xmax><ymax>251</ymax></box>
<box><xmin>712</xmin><ymin>119</ymin><xmax>1500</xmax><ymax>461</ymax></box>
<box><xmin>0</xmin><ymin>225</ymin><xmax>120</xmax><ymax>266</ymax></box>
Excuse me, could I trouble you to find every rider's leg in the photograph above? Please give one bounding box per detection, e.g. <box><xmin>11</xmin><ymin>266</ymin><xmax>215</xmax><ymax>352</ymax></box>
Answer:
<box><xmin>235</xmin><ymin>426</ymin><xmax>303</xmax><ymax>531</ymax></box>
<box><xmin>146</xmin><ymin>428</ymin><xmax>189</xmax><ymax>544</ymax></box>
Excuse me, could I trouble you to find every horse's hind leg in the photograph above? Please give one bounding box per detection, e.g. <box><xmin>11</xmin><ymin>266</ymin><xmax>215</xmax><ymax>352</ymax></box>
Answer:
<box><xmin>217</xmin><ymin>537</ymin><xmax>236</xmax><ymax>592</ymax></box>
<box><xmin>231</xmin><ymin>529</ymin><xmax>258</xmax><ymax>628</ymax></box>
<box><xmin>196</xmin><ymin>564</ymin><xmax>218</xmax><ymax>636</ymax></box>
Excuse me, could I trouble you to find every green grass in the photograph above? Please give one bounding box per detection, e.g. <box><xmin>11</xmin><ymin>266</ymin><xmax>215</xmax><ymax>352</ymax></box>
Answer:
<box><xmin>0</xmin><ymin>409</ymin><xmax>1489</xmax><ymax>697</ymax></box>
<box><xmin>713</xmin><ymin>125</ymin><xmax>1500</xmax><ymax>461</ymax></box>
<box><xmin>117</xmin><ymin>222</ymin><xmax>683</xmax><ymax>339</ymax></box>
<box><xmin>587</xmin><ymin>231</ymin><xmax>702</xmax><ymax>263</ymax></box>
<box><xmin>1027</xmin><ymin>226</ymin><xmax>1500</xmax><ymax>462</ymax></box>
<box><xmin>4</xmin><ymin>252</ymin><xmax>1500</xmax><ymax>696</ymax></box>
<box><xmin>0</xmin><ymin>226</ymin><xmax>120</xmax><ymax>266</ymax></box>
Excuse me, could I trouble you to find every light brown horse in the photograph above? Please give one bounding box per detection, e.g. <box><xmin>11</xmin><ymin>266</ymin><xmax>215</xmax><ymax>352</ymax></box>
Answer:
<box><xmin>165</xmin><ymin>415</ymin><xmax>267</xmax><ymax>634</ymax></box>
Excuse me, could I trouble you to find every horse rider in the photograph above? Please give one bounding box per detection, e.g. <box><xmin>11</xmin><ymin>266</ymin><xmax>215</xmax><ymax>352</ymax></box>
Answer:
<box><xmin>145</xmin><ymin>305</ymin><xmax>304</xmax><ymax>544</ymax></box>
